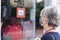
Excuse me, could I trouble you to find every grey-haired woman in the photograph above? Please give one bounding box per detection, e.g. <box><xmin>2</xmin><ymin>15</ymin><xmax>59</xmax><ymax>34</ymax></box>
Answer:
<box><xmin>40</xmin><ymin>6</ymin><xmax>60</xmax><ymax>40</ymax></box>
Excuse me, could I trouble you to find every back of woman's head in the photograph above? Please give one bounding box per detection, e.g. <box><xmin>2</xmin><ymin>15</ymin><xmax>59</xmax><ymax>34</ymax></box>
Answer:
<box><xmin>40</xmin><ymin>6</ymin><xmax>59</xmax><ymax>27</ymax></box>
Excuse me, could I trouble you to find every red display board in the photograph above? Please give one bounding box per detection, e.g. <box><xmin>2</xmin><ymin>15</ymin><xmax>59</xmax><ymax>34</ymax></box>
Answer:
<box><xmin>16</xmin><ymin>8</ymin><xmax>26</xmax><ymax>18</ymax></box>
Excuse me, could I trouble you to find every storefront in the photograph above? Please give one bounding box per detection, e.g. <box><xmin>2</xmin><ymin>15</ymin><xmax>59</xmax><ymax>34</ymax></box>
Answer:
<box><xmin>1</xmin><ymin>0</ymin><xmax>36</xmax><ymax>40</ymax></box>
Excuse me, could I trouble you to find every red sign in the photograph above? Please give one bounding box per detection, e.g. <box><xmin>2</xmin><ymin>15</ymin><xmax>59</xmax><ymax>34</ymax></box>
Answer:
<box><xmin>16</xmin><ymin>8</ymin><xmax>26</xmax><ymax>18</ymax></box>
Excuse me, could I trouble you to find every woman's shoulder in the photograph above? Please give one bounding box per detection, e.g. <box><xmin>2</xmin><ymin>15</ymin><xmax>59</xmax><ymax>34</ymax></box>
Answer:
<box><xmin>41</xmin><ymin>32</ymin><xmax>60</xmax><ymax>40</ymax></box>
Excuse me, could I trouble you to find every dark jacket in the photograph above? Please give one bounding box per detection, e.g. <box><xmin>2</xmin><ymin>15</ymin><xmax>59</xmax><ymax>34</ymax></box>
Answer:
<box><xmin>41</xmin><ymin>32</ymin><xmax>60</xmax><ymax>40</ymax></box>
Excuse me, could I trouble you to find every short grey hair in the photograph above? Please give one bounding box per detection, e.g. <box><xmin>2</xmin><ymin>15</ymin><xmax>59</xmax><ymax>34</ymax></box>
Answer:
<box><xmin>40</xmin><ymin>6</ymin><xmax>59</xmax><ymax>27</ymax></box>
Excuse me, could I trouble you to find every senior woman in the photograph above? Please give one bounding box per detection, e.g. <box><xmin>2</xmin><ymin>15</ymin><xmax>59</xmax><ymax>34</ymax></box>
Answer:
<box><xmin>40</xmin><ymin>6</ymin><xmax>60</xmax><ymax>40</ymax></box>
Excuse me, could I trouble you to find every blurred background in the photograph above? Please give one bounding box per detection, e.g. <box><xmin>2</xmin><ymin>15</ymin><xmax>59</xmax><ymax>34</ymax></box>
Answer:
<box><xmin>1</xmin><ymin>0</ymin><xmax>60</xmax><ymax>40</ymax></box>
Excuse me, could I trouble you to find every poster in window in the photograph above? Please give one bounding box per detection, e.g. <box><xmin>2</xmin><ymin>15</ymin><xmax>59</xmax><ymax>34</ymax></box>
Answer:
<box><xmin>16</xmin><ymin>8</ymin><xmax>26</xmax><ymax>18</ymax></box>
